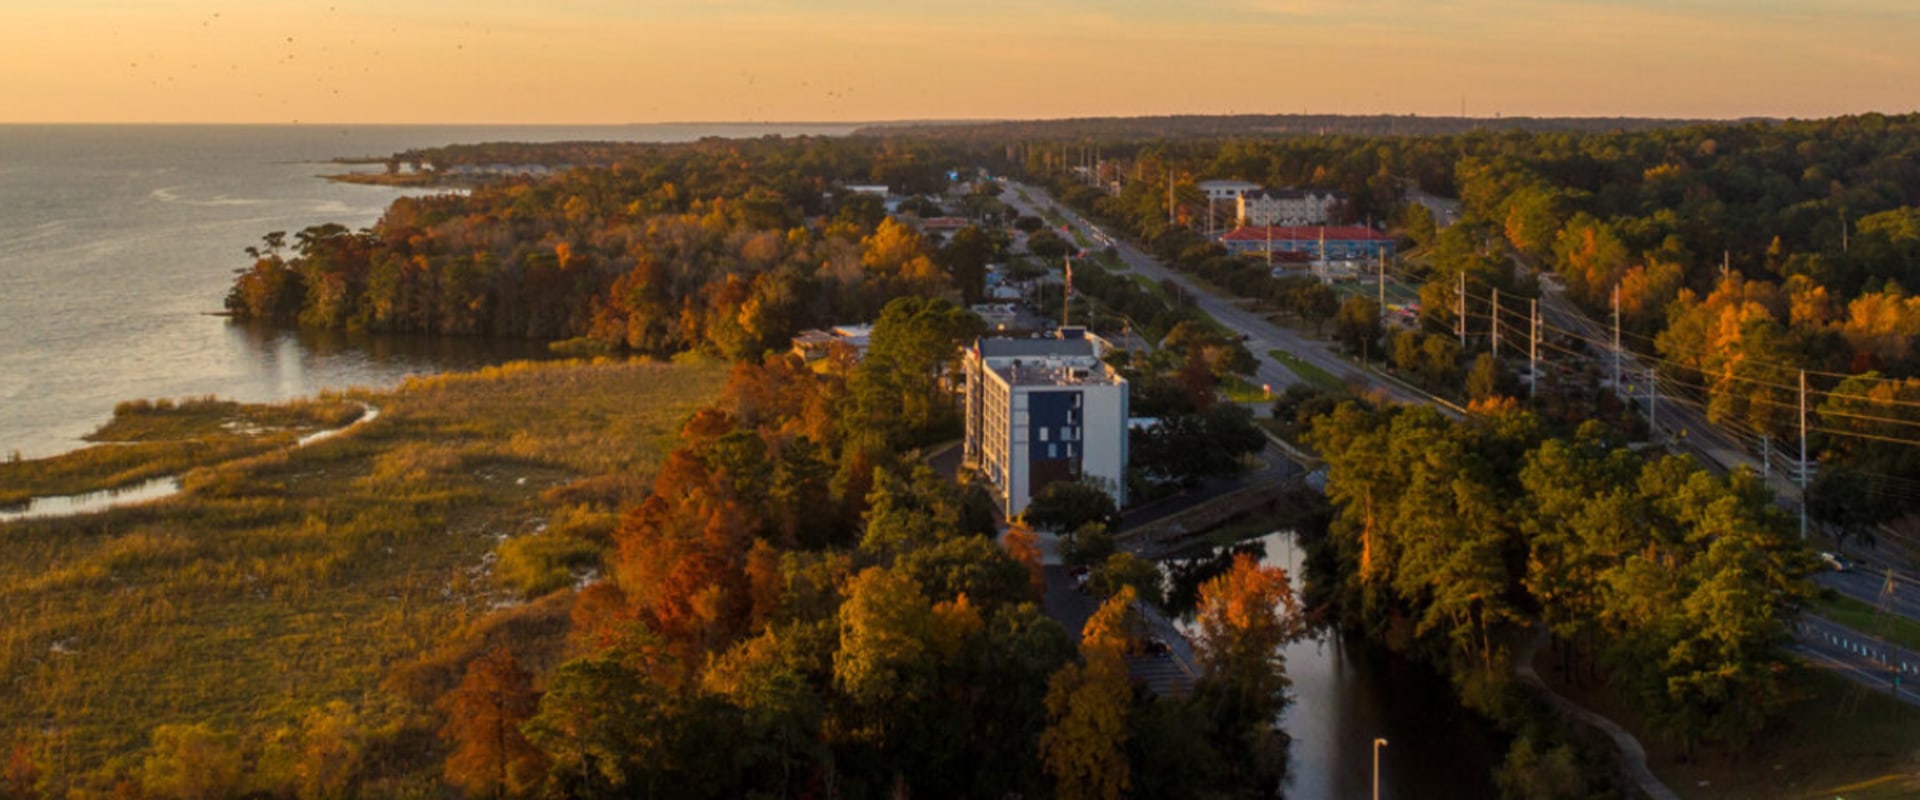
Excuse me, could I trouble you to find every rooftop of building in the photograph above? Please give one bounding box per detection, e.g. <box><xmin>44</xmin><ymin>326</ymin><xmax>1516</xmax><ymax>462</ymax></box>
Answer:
<box><xmin>973</xmin><ymin>327</ymin><xmax>1107</xmax><ymax>360</ymax></box>
<box><xmin>990</xmin><ymin>359</ymin><xmax>1124</xmax><ymax>387</ymax></box>
<box><xmin>1242</xmin><ymin>187</ymin><xmax>1346</xmax><ymax>200</ymax></box>
<box><xmin>973</xmin><ymin>329</ymin><xmax>1123</xmax><ymax>387</ymax></box>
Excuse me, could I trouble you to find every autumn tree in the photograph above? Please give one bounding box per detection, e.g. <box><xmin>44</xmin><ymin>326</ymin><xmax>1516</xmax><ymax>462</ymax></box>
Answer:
<box><xmin>139</xmin><ymin>724</ymin><xmax>244</xmax><ymax>800</ymax></box>
<box><xmin>0</xmin><ymin>744</ymin><xmax>38</xmax><ymax>800</ymax></box>
<box><xmin>1192</xmin><ymin>554</ymin><xmax>1302</xmax><ymax>786</ymax></box>
<box><xmin>441</xmin><ymin>649</ymin><xmax>547</xmax><ymax>799</ymax></box>
<box><xmin>1040</xmin><ymin>589</ymin><xmax>1137</xmax><ymax>800</ymax></box>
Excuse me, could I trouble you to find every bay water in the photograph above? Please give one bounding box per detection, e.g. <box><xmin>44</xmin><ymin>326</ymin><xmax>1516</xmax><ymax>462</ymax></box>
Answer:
<box><xmin>0</xmin><ymin>123</ymin><xmax>854</xmax><ymax>459</ymax></box>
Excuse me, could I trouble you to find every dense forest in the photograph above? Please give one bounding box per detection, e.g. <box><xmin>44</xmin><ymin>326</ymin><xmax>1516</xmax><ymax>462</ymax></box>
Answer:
<box><xmin>1017</xmin><ymin>113</ymin><xmax>1920</xmax><ymax>528</ymax></box>
<box><xmin>1303</xmin><ymin>403</ymin><xmax>1808</xmax><ymax>767</ymax></box>
<box><xmin>227</xmin><ymin>136</ymin><xmax>965</xmax><ymax>357</ymax></box>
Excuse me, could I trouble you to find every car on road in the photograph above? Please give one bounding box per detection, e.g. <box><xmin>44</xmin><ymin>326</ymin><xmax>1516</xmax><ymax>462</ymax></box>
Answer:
<box><xmin>1820</xmin><ymin>551</ymin><xmax>1852</xmax><ymax>572</ymax></box>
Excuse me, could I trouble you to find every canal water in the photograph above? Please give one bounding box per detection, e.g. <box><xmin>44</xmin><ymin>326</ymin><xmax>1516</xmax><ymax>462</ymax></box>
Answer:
<box><xmin>1166</xmin><ymin>530</ymin><xmax>1506</xmax><ymax>800</ymax></box>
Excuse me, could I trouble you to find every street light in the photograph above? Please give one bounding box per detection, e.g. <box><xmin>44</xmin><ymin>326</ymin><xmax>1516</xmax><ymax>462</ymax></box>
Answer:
<box><xmin>1373</xmin><ymin>737</ymin><xmax>1389</xmax><ymax>800</ymax></box>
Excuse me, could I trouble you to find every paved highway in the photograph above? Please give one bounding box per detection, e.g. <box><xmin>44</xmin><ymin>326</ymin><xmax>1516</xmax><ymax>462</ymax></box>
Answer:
<box><xmin>1791</xmin><ymin>615</ymin><xmax>1920</xmax><ymax>705</ymax></box>
<box><xmin>1004</xmin><ymin>182</ymin><xmax>1434</xmax><ymax>408</ymax></box>
<box><xmin>1814</xmin><ymin>567</ymin><xmax>1920</xmax><ymax>621</ymax></box>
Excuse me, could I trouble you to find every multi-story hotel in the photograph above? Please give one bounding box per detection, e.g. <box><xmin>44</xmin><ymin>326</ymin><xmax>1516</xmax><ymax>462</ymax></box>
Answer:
<box><xmin>962</xmin><ymin>328</ymin><xmax>1129</xmax><ymax>519</ymax></box>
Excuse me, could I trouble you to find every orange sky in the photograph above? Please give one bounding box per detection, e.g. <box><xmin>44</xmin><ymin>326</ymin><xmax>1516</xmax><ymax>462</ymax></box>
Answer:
<box><xmin>1</xmin><ymin>0</ymin><xmax>1915</xmax><ymax>123</ymax></box>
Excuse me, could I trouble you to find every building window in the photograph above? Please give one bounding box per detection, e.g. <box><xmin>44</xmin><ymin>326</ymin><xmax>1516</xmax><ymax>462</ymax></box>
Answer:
<box><xmin>1038</xmin><ymin>427</ymin><xmax>1049</xmax><ymax>442</ymax></box>
<box><xmin>1048</xmin><ymin>443</ymin><xmax>1058</xmax><ymax>458</ymax></box>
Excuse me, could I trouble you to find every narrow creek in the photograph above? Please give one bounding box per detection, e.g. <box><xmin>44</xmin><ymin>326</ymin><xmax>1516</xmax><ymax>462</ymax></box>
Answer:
<box><xmin>1163</xmin><ymin>530</ymin><xmax>1507</xmax><ymax>799</ymax></box>
<box><xmin>1</xmin><ymin>404</ymin><xmax>380</xmax><ymax>522</ymax></box>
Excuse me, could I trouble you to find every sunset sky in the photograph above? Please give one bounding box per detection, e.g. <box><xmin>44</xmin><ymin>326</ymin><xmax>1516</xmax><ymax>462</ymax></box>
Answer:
<box><xmin>1</xmin><ymin>0</ymin><xmax>1915</xmax><ymax>124</ymax></box>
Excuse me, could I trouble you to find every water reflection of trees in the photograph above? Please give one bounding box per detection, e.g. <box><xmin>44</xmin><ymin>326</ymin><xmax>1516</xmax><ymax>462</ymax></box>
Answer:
<box><xmin>1162</xmin><ymin>537</ymin><xmax>1268</xmax><ymax>614</ymax></box>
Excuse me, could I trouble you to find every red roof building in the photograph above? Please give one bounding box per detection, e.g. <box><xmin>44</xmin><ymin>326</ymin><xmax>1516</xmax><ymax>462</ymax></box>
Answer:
<box><xmin>1218</xmin><ymin>225</ymin><xmax>1395</xmax><ymax>261</ymax></box>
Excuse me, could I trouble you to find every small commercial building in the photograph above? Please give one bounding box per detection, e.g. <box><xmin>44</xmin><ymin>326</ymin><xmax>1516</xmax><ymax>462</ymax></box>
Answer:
<box><xmin>963</xmin><ymin>329</ymin><xmax>1129</xmax><ymax>519</ymax></box>
<box><xmin>790</xmin><ymin>323</ymin><xmax>874</xmax><ymax>362</ymax></box>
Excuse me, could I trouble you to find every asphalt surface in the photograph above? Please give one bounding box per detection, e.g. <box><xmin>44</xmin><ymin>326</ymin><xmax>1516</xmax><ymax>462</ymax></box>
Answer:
<box><xmin>1004</xmin><ymin>182</ymin><xmax>1431</xmax><ymax>408</ymax></box>
<box><xmin>1791</xmin><ymin>615</ymin><xmax>1920</xmax><ymax>705</ymax></box>
<box><xmin>1815</xmin><ymin>567</ymin><xmax>1920</xmax><ymax>621</ymax></box>
<box><xmin>1040</xmin><ymin>563</ymin><xmax>1199</xmax><ymax>698</ymax></box>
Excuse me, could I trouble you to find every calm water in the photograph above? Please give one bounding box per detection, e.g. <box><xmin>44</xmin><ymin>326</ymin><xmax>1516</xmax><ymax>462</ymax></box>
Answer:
<box><xmin>0</xmin><ymin>123</ymin><xmax>855</xmax><ymax>458</ymax></box>
<box><xmin>1170</xmin><ymin>531</ymin><xmax>1506</xmax><ymax>799</ymax></box>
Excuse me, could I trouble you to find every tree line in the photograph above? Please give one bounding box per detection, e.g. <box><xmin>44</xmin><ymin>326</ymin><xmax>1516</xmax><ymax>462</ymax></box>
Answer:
<box><xmin>1303</xmin><ymin>401</ymin><xmax>1811</xmax><ymax>763</ymax></box>
<box><xmin>1018</xmin><ymin>113</ymin><xmax>1920</xmax><ymax>527</ymax></box>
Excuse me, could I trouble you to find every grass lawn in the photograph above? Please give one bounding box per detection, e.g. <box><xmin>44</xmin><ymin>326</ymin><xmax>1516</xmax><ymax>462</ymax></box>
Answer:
<box><xmin>1268</xmin><ymin>349</ymin><xmax>1347</xmax><ymax>393</ymax></box>
<box><xmin>1545</xmin><ymin>650</ymin><xmax>1920</xmax><ymax>800</ymax></box>
<box><xmin>0</xmin><ymin>358</ymin><xmax>727</xmax><ymax>791</ymax></box>
<box><xmin>1650</xmin><ymin>669</ymin><xmax>1920</xmax><ymax>800</ymax></box>
<box><xmin>1220</xmin><ymin>375</ymin><xmax>1276</xmax><ymax>403</ymax></box>
<box><xmin>1817</xmin><ymin>592</ymin><xmax>1920</xmax><ymax>653</ymax></box>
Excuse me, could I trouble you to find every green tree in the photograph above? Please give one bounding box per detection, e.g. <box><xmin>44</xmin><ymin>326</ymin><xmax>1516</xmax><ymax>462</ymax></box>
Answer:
<box><xmin>1022</xmin><ymin>479</ymin><xmax>1120</xmax><ymax>532</ymax></box>
<box><xmin>1495</xmin><ymin>736</ymin><xmax>1588</xmax><ymax>800</ymax></box>
<box><xmin>1334</xmin><ymin>296</ymin><xmax>1383</xmax><ymax>358</ymax></box>
<box><xmin>523</xmin><ymin>655</ymin><xmax>661</xmax><ymax>797</ymax></box>
<box><xmin>834</xmin><ymin>568</ymin><xmax>938</xmax><ymax>743</ymax></box>
<box><xmin>942</xmin><ymin>226</ymin><xmax>995</xmax><ymax>304</ymax></box>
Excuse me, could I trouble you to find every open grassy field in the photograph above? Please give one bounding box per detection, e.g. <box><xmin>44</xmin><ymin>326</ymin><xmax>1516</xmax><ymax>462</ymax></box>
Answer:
<box><xmin>1546</xmin><ymin>652</ymin><xmax>1920</xmax><ymax>800</ymax></box>
<box><xmin>1817</xmin><ymin>593</ymin><xmax>1920</xmax><ymax>653</ymax></box>
<box><xmin>0</xmin><ymin>357</ymin><xmax>726</xmax><ymax>792</ymax></box>
<box><xmin>1651</xmin><ymin>669</ymin><xmax>1920</xmax><ymax>800</ymax></box>
<box><xmin>1267</xmin><ymin>348</ymin><xmax>1347</xmax><ymax>393</ymax></box>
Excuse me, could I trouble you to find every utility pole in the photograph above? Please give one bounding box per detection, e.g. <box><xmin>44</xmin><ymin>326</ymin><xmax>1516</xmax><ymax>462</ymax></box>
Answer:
<box><xmin>1457</xmin><ymin>272</ymin><xmax>1467</xmax><ymax>348</ymax></box>
<box><xmin>1167</xmin><ymin>169</ymin><xmax>1175</xmax><ymax>226</ymax></box>
<box><xmin>1491</xmin><ymin>287</ymin><xmax>1501</xmax><ymax>357</ymax></box>
<box><xmin>1762</xmin><ymin>433</ymin><xmax>1771</xmax><ymax>478</ymax></box>
<box><xmin>1378</xmin><ymin>248</ymin><xmax>1387</xmax><ymax>323</ymax></box>
<box><xmin>1799</xmin><ymin>369</ymin><xmax>1810</xmax><ymax>541</ymax></box>
<box><xmin>1529</xmin><ymin>298</ymin><xmax>1539</xmax><ymax>402</ymax></box>
<box><xmin>1648</xmin><ymin>368</ymin><xmax>1658</xmax><ymax>444</ymax></box>
<box><xmin>1611</xmin><ymin>284</ymin><xmax>1622</xmax><ymax>400</ymax></box>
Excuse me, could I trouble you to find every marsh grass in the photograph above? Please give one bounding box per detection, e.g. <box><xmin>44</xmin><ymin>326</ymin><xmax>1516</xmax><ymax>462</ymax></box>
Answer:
<box><xmin>0</xmin><ymin>396</ymin><xmax>365</xmax><ymax>500</ymax></box>
<box><xmin>0</xmin><ymin>358</ymin><xmax>725</xmax><ymax>792</ymax></box>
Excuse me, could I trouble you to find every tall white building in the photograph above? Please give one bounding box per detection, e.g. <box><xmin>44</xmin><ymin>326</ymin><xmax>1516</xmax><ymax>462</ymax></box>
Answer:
<box><xmin>1237</xmin><ymin>188</ymin><xmax>1346</xmax><ymax>227</ymax></box>
<box><xmin>963</xmin><ymin>329</ymin><xmax>1129</xmax><ymax>519</ymax></box>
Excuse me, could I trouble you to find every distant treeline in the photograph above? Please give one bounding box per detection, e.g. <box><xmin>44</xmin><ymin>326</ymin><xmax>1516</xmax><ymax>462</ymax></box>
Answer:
<box><xmin>859</xmin><ymin>113</ymin><xmax>1721</xmax><ymax>141</ymax></box>
<box><xmin>227</xmin><ymin>137</ymin><xmax>972</xmax><ymax>359</ymax></box>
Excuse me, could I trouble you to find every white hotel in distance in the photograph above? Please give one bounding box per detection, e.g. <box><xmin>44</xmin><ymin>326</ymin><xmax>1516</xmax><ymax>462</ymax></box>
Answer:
<box><xmin>963</xmin><ymin>328</ymin><xmax>1129</xmax><ymax>518</ymax></box>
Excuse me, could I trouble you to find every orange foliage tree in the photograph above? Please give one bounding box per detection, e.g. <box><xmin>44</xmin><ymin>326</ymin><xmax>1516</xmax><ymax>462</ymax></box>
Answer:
<box><xmin>440</xmin><ymin>649</ymin><xmax>547</xmax><ymax>799</ymax></box>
